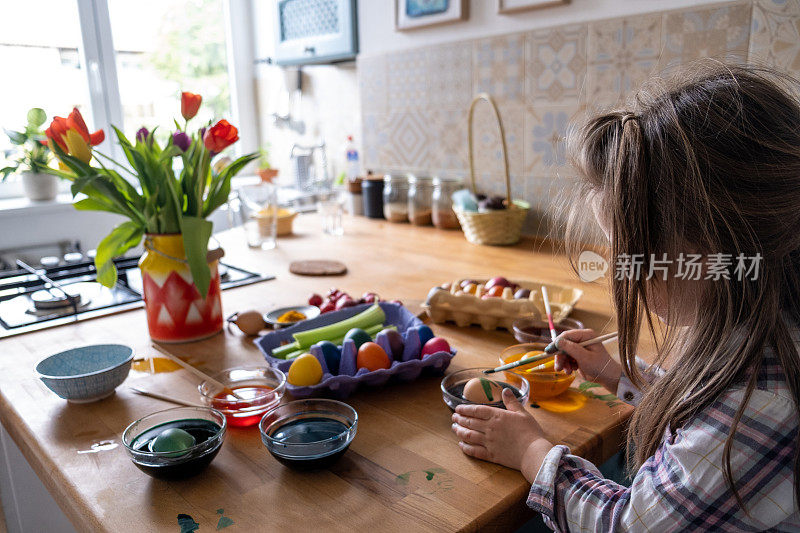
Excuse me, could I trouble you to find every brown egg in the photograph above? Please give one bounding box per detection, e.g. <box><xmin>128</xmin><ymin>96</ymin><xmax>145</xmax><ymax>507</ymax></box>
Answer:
<box><xmin>234</xmin><ymin>310</ymin><xmax>266</xmax><ymax>335</ymax></box>
<box><xmin>462</xmin><ymin>377</ymin><xmax>503</xmax><ymax>404</ymax></box>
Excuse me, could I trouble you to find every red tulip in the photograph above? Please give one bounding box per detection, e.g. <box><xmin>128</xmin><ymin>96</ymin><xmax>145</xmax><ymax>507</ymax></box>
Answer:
<box><xmin>203</xmin><ymin>120</ymin><xmax>239</xmax><ymax>153</ymax></box>
<box><xmin>45</xmin><ymin>108</ymin><xmax>104</xmax><ymax>163</ymax></box>
<box><xmin>181</xmin><ymin>91</ymin><xmax>202</xmax><ymax>121</ymax></box>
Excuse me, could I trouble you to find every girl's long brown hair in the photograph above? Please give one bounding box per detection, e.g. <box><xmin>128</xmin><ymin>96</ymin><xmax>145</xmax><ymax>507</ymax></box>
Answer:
<box><xmin>564</xmin><ymin>63</ymin><xmax>800</xmax><ymax>509</ymax></box>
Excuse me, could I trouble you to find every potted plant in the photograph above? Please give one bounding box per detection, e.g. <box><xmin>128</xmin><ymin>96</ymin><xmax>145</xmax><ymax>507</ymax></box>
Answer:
<box><xmin>44</xmin><ymin>92</ymin><xmax>257</xmax><ymax>343</ymax></box>
<box><xmin>257</xmin><ymin>143</ymin><xmax>278</xmax><ymax>182</ymax></box>
<box><xmin>1</xmin><ymin>108</ymin><xmax>57</xmax><ymax>201</ymax></box>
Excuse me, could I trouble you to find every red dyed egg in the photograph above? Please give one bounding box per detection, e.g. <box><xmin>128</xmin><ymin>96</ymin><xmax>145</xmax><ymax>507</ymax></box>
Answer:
<box><xmin>421</xmin><ymin>337</ymin><xmax>451</xmax><ymax>358</ymax></box>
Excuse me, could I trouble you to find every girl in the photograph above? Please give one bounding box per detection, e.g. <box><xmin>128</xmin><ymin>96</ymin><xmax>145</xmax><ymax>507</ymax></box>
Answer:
<box><xmin>451</xmin><ymin>64</ymin><xmax>800</xmax><ymax>531</ymax></box>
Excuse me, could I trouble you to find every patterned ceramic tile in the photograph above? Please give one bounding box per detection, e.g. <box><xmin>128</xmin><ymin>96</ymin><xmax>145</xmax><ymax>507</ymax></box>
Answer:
<box><xmin>749</xmin><ymin>0</ymin><xmax>800</xmax><ymax>73</ymax></box>
<box><xmin>386</xmin><ymin>48</ymin><xmax>428</xmax><ymax>112</ymax></box>
<box><xmin>358</xmin><ymin>55</ymin><xmax>388</xmax><ymax>115</ymax></box>
<box><xmin>524</xmin><ymin>103</ymin><xmax>585</xmax><ymax>178</ymax></box>
<box><xmin>468</xmin><ymin>101</ymin><xmax>525</xmax><ymax>182</ymax></box>
<box><xmin>427</xmin><ymin>42</ymin><xmax>473</xmax><ymax>109</ymax></box>
<box><xmin>473</xmin><ymin>34</ymin><xmax>526</xmax><ymax>105</ymax></box>
<box><xmin>585</xmin><ymin>13</ymin><xmax>662</xmax><ymax>111</ymax></box>
<box><xmin>428</xmin><ymin>106</ymin><xmax>469</xmax><ymax>172</ymax></box>
<box><xmin>378</xmin><ymin>110</ymin><xmax>430</xmax><ymax>170</ymax></box>
<box><xmin>661</xmin><ymin>3</ymin><xmax>751</xmax><ymax>69</ymax></box>
<box><xmin>361</xmin><ymin>113</ymin><xmax>389</xmax><ymax>170</ymax></box>
<box><xmin>526</xmin><ymin>24</ymin><xmax>588</xmax><ymax>105</ymax></box>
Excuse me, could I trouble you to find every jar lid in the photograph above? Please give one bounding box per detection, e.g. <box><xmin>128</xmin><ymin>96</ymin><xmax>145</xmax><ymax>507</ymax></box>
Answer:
<box><xmin>432</xmin><ymin>176</ymin><xmax>463</xmax><ymax>186</ymax></box>
<box><xmin>408</xmin><ymin>174</ymin><xmax>434</xmax><ymax>185</ymax></box>
<box><xmin>384</xmin><ymin>174</ymin><xmax>410</xmax><ymax>184</ymax></box>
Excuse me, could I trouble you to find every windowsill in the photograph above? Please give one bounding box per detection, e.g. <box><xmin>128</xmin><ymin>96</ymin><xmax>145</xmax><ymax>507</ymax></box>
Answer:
<box><xmin>0</xmin><ymin>194</ymin><xmax>79</xmax><ymax>219</ymax></box>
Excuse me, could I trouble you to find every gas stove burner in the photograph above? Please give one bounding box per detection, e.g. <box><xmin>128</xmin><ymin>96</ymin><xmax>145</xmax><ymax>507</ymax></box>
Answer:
<box><xmin>30</xmin><ymin>282</ymin><xmax>98</xmax><ymax>311</ymax></box>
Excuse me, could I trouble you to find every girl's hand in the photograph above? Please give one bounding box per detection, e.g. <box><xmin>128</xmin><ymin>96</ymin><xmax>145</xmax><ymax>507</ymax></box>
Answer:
<box><xmin>452</xmin><ymin>388</ymin><xmax>553</xmax><ymax>482</ymax></box>
<box><xmin>554</xmin><ymin>328</ymin><xmax>622</xmax><ymax>393</ymax></box>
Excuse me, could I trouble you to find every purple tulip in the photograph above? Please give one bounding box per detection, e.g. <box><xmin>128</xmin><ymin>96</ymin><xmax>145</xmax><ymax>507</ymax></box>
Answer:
<box><xmin>136</xmin><ymin>127</ymin><xmax>149</xmax><ymax>143</ymax></box>
<box><xmin>172</xmin><ymin>131</ymin><xmax>191</xmax><ymax>152</ymax></box>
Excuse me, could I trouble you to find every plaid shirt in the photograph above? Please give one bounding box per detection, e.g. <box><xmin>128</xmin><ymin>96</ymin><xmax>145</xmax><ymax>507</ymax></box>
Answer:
<box><xmin>527</xmin><ymin>354</ymin><xmax>800</xmax><ymax>532</ymax></box>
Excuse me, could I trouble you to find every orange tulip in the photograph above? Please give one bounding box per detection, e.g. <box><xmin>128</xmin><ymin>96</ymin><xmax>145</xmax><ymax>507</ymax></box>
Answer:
<box><xmin>181</xmin><ymin>92</ymin><xmax>202</xmax><ymax>121</ymax></box>
<box><xmin>203</xmin><ymin>120</ymin><xmax>239</xmax><ymax>153</ymax></box>
<box><xmin>45</xmin><ymin>107</ymin><xmax>104</xmax><ymax>163</ymax></box>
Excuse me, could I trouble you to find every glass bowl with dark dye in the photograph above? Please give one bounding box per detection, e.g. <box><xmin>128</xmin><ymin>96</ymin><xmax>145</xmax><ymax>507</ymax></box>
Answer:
<box><xmin>259</xmin><ymin>399</ymin><xmax>357</xmax><ymax>470</ymax></box>
<box><xmin>441</xmin><ymin>368</ymin><xmax>530</xmax><ymax>411</ymax></box>
<box><xmin>122</xmin><ymin>406</ymin><xmax>226</xmax><ymax>479</ymax></box>
<box><xmin>511</xmin><ymin>317</ymin><xmax>584</xmax><ymax>344</ymax></box>
<box><xmin>199</xmin><ymin>366</ymin><xmax>286</xmax><ymax>428</ymax></box>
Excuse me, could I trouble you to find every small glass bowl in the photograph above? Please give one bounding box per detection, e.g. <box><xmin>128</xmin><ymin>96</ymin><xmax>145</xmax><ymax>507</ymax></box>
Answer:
<box><xmin>122</xmin><ymin>406</ymin><xmax>226</xmax><ymax>479</ymax></box>
<box><xmin>199</xmin><ymin>366</ymin><xmax>286</xmax><ymax>428</ymax></box>
<box><xmin>440</xmin><ymin>368</ymin><xmax>530</xmax><ymax>411</ymax></box>
<box><xmin>499</xmin><ymin>343</ymin><xmax>576</xmax><ymax>401</ymax></box>
<box><xmin>259</xmin><ymin>399</ymin><xmax>357</xmax><ymax>470</ymax></box>
<box><xmin>511</xmin><ymin>317</ymin><xmax>584</xmax><ymax>344</ymax></box>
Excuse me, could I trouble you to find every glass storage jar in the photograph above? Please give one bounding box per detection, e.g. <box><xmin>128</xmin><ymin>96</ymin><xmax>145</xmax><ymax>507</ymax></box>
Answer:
<box><xmin>432</xmin><ymin>177</ymin><xmax>463</xmax><ymax>230</ymax></box>
<box><xmin>408</xmin><ymin>175</ymin><xmax>434</xmax><ymax>226</ymax></box>
<box><xmin>383</xmin><ymin>174</ymin><xmax>409</xmax><ymax>223</ymax></box>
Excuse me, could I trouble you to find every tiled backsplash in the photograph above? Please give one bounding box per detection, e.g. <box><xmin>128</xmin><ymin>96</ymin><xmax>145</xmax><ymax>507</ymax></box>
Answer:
<box><xmin>358</xmin><ymin>0</ymin><xmax>799</xmax><ymax>235</ymax></box>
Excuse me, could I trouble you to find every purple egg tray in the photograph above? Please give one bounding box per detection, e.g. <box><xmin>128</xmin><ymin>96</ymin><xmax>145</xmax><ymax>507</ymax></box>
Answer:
<box><xmin>255</xmin><ymin>302</ymin><xmax>456</xmax><ymax>399</ymax></box>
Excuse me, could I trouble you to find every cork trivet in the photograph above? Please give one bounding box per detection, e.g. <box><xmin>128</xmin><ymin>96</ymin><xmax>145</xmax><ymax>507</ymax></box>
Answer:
<box><xmin>289</xmin><ymin>260</ymin><xmax>347</xmax><ymax>276</ymax></box>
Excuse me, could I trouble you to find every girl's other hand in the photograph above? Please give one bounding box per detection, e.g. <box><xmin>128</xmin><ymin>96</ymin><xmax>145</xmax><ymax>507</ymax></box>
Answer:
<box><xmin>554</xmin><ymin>328</ymin><xmax>622</xmax><ymax>393</ymax></box>
<box><xmin>452</xmin><ymin>388</ymin><xmax>553</xmax><ymax>482</ymax></box>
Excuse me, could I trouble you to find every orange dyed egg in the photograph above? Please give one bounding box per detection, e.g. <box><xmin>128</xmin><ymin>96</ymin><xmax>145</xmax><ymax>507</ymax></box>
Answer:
<box><xmin>356</xmin><ymin>342</ymin><xmax>391</xmax><ymax>371</ymax></box>
<box><xmin>487</xmin><ymin>286</ymin><xmax>505</xmax><ymax>297</ymax></box>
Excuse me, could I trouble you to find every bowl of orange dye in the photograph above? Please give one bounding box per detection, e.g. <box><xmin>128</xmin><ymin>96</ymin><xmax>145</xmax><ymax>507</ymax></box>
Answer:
<box><xmin>199</xmin><ymin>366</ymin><xmax>285</xmax><ymax>427</ymax></box>
<box><xmin>499</xmin><ymin>343</ymin><xmax>575</xmax><ymax>401</ymax></box>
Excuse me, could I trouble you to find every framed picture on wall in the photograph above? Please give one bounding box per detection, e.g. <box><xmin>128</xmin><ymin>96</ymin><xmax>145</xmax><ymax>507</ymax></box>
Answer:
<box><xmin>497</xmin><ymin>0</ymin><xmax>568</xmax><ymax>14</ymax></box>
<box><xmin>396</xmin><ymin>0</ymin><xmax>467</xmax><ymax>31</ymax></box>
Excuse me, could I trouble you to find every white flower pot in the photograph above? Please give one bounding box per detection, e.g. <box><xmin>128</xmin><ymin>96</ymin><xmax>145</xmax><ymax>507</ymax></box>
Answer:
<box><xmin>21</xmin><ymin>172</ymin><xmax>58</xmax><ymax>202</ymax></box>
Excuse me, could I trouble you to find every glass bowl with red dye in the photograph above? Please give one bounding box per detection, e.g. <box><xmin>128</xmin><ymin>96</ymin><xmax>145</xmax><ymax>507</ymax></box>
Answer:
<box><xmin>511</xmin><ymin>317</ymin><xmax>584</xmax><ymax>344</ymax></box>
<box><xmin>199</xmin><ymin>366</ymin><xmax>286</xmax><ymax>427</ymax></box>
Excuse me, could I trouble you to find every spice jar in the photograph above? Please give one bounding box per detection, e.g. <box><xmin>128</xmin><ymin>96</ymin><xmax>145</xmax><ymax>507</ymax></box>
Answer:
<box><xmin>383</xmin><ymin>174</ymin><xmax>409</xmax><ymax>223</ymax></box>
<box><xmin>408</xmin><ymin>175</ymin><xmax>434</xmax><ymax>226</ymax></box>
<box><xmin>362</xmin><ymin>177</ymin><xmax>385</xmax><ymax>219</ymax></box>
<box><xmin>432</xmin><ymin>176</ymin><xmax>463</xmax><ymax>230</ymax></box>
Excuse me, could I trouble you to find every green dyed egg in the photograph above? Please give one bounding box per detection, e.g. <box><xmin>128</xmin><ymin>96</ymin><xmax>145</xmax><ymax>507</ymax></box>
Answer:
<box><xmin>150</xmin><ymin>427</ymin><xmax>196</xmax><ymax>456</ymax></box>
<box><xmin>344</xmin><ymin>328</ymin><xmax>372</xmax><ymax>349</ymax></box>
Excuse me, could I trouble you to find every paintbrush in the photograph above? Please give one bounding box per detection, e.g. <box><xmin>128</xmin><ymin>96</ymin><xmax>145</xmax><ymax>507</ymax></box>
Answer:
<box><xmin>544</xmin><ymin>331</ymin><xmax>618</xmax><ymax>354</ymax></box>
<box><xmin>151</xmin><ymin>343</ymin><xmax>245</xmax><ymax>400</ymax></box>
<box><xmin>541</xmin><ymin>286</ymin><xmax>559</xmax><ymax>345</ymax></box>
<box><xmin>484</xmin><ymin>332</ymin><xmax>618</xmax><ymax>374</ymax></box>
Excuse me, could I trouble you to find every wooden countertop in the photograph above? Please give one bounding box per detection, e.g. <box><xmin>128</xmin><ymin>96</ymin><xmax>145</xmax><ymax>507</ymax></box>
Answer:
<box><xmin>0</xmin><ymin>214</ymin><xmax>631</xmax><ymax>532</ymax></box>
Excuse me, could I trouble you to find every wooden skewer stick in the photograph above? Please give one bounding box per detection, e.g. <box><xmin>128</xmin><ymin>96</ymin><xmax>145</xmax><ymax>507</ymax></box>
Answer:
<box><xmin>128</xmin><ymin>386</ymin><xmax>203</xmax><ymax>408</ymax></box>
<box><xmin>150</xmin><ymin>343</ymin><xmax>245</xmax><ymax>400</ymax></box>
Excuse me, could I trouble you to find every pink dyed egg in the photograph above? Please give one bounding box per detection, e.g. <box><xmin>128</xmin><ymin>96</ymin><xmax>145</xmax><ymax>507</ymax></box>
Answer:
<box><xmin>421</xmin><ymin>337</ymin><xmax>451</xmax><ymax>358</ymax></box>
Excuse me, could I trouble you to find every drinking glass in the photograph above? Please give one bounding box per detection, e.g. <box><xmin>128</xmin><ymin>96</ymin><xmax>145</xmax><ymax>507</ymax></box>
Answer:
<box><xmin>317</xmin><ymin>196</ymin><xmax>343</xmax><ymax>236</ymax></box>
<box><xmin>238</xmin><ymin>183</ymin><xmax>278</xmax><ymax>249</ymax></box>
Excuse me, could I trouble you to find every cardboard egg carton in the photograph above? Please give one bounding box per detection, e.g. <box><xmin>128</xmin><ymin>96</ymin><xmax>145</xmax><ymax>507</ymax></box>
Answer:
<box><xmin>422</xmin><ymin>279</ymin><xmax>583</xmax><ymax>331</ymax></box>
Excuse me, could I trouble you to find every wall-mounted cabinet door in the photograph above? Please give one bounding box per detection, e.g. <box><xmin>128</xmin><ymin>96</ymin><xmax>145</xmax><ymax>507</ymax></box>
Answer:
<box><xmin>273</xmin><ymin>0</ymin><xmax>358</xmax><ymax>65</ymax></box>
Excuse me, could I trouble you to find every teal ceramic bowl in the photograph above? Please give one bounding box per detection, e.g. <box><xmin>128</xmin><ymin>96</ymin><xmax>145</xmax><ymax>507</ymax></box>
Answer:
<box><xmin>35</xmin><ymin>344</ymin><xmax>134</xmax><ymax>402</ymax></box>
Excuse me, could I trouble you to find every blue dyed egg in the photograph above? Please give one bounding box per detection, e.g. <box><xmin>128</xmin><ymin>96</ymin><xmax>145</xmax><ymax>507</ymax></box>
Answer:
<box><xmin>318</xmin><ymin>341</ymin><xmax>341</xmax><ymax>374</ymax></box>
<box><xmin>417</xmin><ymin>325</ymin><xmax>434</xmax><ymax>347</ymax></box>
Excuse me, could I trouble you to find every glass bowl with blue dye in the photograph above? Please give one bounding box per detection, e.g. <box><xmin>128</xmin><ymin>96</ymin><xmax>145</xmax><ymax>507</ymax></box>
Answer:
<box><xmin>122</xmin><ymin>406</ymin><xmax>226</xmax><ymax>479</ymax></box>
<box><xmin>259</xmin><ymin>399</ymin><xmax>357</xmax><ymax>470</ymax></box>
<box><xmin>441</xmin><ymin>368</ymin><xmax>530</xmax><ymax>411</ymax></box>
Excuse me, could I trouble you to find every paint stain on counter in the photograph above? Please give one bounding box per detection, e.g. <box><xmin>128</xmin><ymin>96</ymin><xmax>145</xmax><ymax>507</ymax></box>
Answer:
<box><xmin>132</xmin><ymin>357</ymin><xmax>183</xmax><ymax>374</ymax></box>
<box><xmin>76</xmin><ymin>440</ymin><xmax>118</xmax><ymax>454</ymax></box>
<box><xmin>396</xmin><ymin>468</ymin><xmax>454</xmax><ymax>494</ymax></box>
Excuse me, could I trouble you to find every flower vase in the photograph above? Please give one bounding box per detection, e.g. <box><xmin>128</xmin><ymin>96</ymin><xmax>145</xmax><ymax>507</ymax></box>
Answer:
<box><xmin>139</xmin><ymin>234</ymin><xmax>223</xmax><ymax>343</ymax></box>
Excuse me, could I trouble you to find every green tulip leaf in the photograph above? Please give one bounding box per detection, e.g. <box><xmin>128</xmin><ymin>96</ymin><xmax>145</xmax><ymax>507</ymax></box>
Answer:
<box><xmin>180</xmin><ymin>216</ymin><xmax>213</xmax><ymax>298</ymax></box>
<box><xmin>26</xmin><ymin>108</ymin><xmax>46</xmax><ymax>128</ymax></box>
<box><xmin>94</xmin><ymin>221</ymin><xmax>144</xmax><ymax>288</ymax></box>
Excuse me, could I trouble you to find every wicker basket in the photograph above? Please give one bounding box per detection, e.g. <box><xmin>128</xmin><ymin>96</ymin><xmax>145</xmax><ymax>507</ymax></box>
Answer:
<box><xmin>459</xmin><ymin>93</ymin><xmax>529</xmax><ymax>246</ymax></box>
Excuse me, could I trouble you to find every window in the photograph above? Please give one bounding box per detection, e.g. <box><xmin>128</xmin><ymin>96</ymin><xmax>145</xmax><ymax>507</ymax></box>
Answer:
<box><xmin>107</xmin><ymin>0</ymin><xmax>232</xmax><ymax>142</ymax></box>
<box><xmin>0</xmin><ymin>0</ymin><xmax>255</xmax><ymax>199</ymax></box>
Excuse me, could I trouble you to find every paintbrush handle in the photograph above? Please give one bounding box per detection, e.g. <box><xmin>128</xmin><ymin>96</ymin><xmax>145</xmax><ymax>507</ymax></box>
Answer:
<box><xmin>541</xmin><ymin>286</ymin><xmax>558</xmax><ymax>342</ymax></box>
<box><xmin>151</xmin><ymin>343</ymin><xmax>245</xmax><ymax>400</ymax></box>
<box><xmin>129</xmin><ymin>386</ymin><xmax>202</xmax><ymax>408</ymax></box>
<box><xmin>544</xmin><ymin>331</ymin><xmax>618</xmax><ymax>354</ymax></box>
<box><xmin>485</xmin><ymin>352</ymin><xmax>553</xmax><ymax>374</ymax></box>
